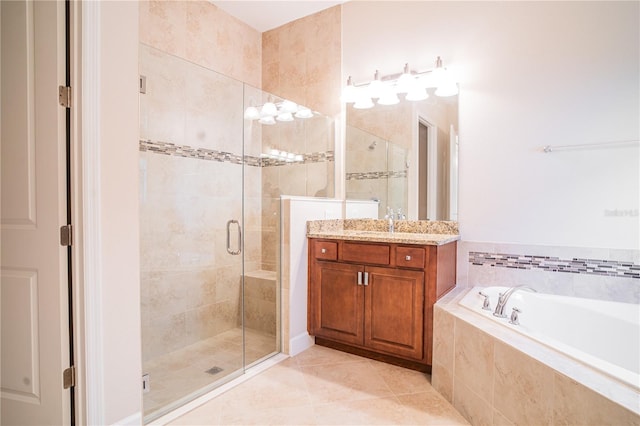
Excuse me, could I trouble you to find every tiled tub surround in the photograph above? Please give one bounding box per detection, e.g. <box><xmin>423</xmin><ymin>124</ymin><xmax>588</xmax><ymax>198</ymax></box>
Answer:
<box><xmin>459</xmin><ymin>241</ymin><xmax>640</xmax><ymax>304</ymax></box>
<box><xmin>432</xmin><ymin>289</ymin><xmax>640</xmax><ymax>425</ymax></box>
<box><xmin>459</xmin><ymin>287</ymin><xmax>639</xmax><ymax>390</ymax></box>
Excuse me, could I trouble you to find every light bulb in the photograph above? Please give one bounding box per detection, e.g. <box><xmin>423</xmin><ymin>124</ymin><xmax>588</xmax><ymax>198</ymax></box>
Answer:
<box><xmin>341</xmin><ymin>76</ymin><xmax>357</xmax><ymax>103</ymax></box>
<box><xmin>377</xmin><ymin>87</ymin><xmax>399</xmax><ymax>105</ymax></box>
<box><xmin>260</xmin><ymin>102</ymin><xmax>278</xmax><ymax>117</ymax></box>
<box><xmin>280</xmin><ymin>100</ymin><xmax>298</xmax><ymax>113</ymax></box>
<box><xmin>258</xmin><ymin>116</ymin><xmax>276</xmax><ymax>125</ymax></box>
<box><xmin>295</xmin><ymin>107</ymin><xmax>313</xmax><ymax>118</ymax></box>
<box><xmin>395</xmin><ymin>63</ymin><xmax>414</xmax><ymax>93</ymax></box>
<box><xmin>353</xmin><ymin>95</ymin><xmax>374</xmax><ymax>109</ymax></box>
<box><xmin>276</xmin><ymin>112</ymin><xmax>294</xmax><ymax>122</ymax></box>
<box><xmin>368</xmin><ymin>70</ymin><xmax>383</xmax><ymax>99</ymax></box>
<box><xmin>406</xmin><ymin>87</ymin><xmax>429</xmax><ymax>101</ymax></box>
<box><xmin>428</xmin><ymin>56</ymin><xmax>446</xmax><ymax>88</ymax></box>
<box><xmin>244</xmin><ymin>106</ymin><xmax>260</xmax><ymax>120</ymax></box>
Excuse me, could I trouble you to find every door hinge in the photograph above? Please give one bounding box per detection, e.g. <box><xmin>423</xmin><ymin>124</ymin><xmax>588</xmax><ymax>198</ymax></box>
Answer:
<box><xmin>58</xmin><ymin>85</ymin><xmax>72</xmax><ymax>108</ymax></box>
<box><xmin>63</xmin><ymin>366</ymin><xmax>75</xmax><ymax>389</ymax></box>
<box><xmin>60</xmin><ymin>225</ymin><xmax>73</xmax><ymax>246</ymax></box>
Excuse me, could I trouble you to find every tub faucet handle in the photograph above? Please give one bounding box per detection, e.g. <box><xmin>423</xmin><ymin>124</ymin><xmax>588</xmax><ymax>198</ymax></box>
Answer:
<box><xmin>509</xmin><ymin>307</ymin><xmax>522</xmax><ymax>326</ymax></box>
<box><xmin>478</xmin><ymin>291</ymin><xmax>491</xmax><ymax>311</ymax></box>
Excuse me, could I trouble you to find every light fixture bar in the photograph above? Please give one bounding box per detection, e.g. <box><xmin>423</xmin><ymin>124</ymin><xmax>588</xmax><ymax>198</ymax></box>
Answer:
<box><xmin>343</xmin><ymin>56</ymin><xmax>458</xmax><ymax>110</ymax></box>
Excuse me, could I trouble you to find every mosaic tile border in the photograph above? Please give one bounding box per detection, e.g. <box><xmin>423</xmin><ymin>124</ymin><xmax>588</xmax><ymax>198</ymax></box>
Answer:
<box><xmin>139</xmin><ymin>140</ymin><xmax>334</xmax><ymax>167</ymax></box>
<box><xmin>469</xmin><ymin>251</ymin><xmax>640</xmax><ymax>279</ymax></box>
<box><xmin>346</xmin><ymin>170</ymin><xmax>408</xmax><ymax>180</ymax></box>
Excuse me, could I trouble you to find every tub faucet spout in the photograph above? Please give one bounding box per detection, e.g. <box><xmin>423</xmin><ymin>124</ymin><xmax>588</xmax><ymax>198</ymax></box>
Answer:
<box><xmin>493</xmin><ymin>286</ymin><xmax>537</xmax><ymax>318</ymax></box>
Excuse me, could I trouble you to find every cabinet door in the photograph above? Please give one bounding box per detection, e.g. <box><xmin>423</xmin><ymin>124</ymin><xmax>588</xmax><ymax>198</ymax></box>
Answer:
<box><xmin>364</xmin><ymin>266</ymin><xmax>425</xmax><ymax>361</ymax></box>
<box><xmin>311</xmin><ymin>261</ymin><xmax>364</xmax><ymax>345</ymax></box>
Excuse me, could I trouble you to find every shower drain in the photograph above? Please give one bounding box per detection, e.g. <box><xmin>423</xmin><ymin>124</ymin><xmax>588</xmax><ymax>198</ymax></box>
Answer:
<box><xmin>205</xmin><ymin>366</ymin><xmax>223</xmax><ymax>375</ymax></box>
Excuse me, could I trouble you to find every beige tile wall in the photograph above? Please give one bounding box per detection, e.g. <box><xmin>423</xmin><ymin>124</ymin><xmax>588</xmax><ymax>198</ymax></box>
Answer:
<box><xmin>433</xmin><ymin>305</ymin><xmax>640</xmax><ymax>425</ymax></box>
<box><xmin>260</xmin><ymin>8</ymin><xmax>340</xmax><ymax>270</ymax></box>
<box><xmin>262</xmin><ymin>6</ymin><xmax>341</xmax><ymax>117</ymax></box>
<box><xmin>140</xmin><ymin>0</ymin><xmax>261</xmax><ymax>87</ymax></box>
<box><xmin>139</xmin><ymin>1</ymin><xmax>262</xmax><ymax>363</ymax></box>
<box><xmin>140</xmin><ymin>152</ymin><xmax>244</xmax><ymax>361</ymax></box>
<box><xmin>139</xmin><ymin>1</ymin><xmax>339</xmax><ymax>363</ymax></box>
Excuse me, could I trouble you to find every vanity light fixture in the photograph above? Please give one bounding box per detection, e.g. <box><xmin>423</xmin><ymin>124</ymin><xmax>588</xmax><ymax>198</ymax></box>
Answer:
<box><xmin>341</xmin><ymin>76</ymin><xmax>358</xmax><ymax>103</ymax></box>
<box><xmin>343</xmin><ymin>56</ymin><xmax>458</xmax><ymax>109</ymax></box>
<box><xmin>245</xmin><ymin>98</ymin><xmax>315</xmax><ymax>125</ymax></box>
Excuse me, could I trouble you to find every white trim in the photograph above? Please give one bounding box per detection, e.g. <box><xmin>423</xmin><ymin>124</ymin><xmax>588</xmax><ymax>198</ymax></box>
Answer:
<box><xmin>81</xmin><ymin>1</ymin><xmax>105</xmax><ymax>424</ymax></box>
<box><xmin>111</xmin><ymin>412</ymin><xmax>142</xmax><ymax>426</ymax></box>
<box><xmin>426</xmin><ymin>119</ymin><xmax>438</xmax><ymax>220</ymax></box>
<box><xmin>415</xmin><ymin>116</ymin><xmax>438</xmax><ymax>220</ymax></box>
<box><xmin>289</xmin><ymin>332</ymin><xmax>315</xmax><ymax>357</ymax></box>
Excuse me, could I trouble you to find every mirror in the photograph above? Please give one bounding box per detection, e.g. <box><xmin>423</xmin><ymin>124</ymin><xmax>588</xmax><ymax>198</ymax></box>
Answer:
<box><xmin>345</xmin><ymin>95</ymin><xmax>458</xmax><ymax>220</ymax></box>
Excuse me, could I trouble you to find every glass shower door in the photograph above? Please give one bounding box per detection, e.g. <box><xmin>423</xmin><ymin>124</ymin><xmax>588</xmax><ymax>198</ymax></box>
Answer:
<box><xmin>139</xmin><ymin>44</ymin><xmax>246</xmax><ymax>421</ymax></box>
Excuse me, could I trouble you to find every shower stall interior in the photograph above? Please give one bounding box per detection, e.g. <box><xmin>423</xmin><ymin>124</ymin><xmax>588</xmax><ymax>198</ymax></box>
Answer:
<box><xmin>139</xmin><ymin>44</ymin><xmax>335</xmax><ymax>421</ymax></box>
<box><xmin>345</xmin><ymin>125</ymin><xmax>408</xmax><ymax>219</ymax></box>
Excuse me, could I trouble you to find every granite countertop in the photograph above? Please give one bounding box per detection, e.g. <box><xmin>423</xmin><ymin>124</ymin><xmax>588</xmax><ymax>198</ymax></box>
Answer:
<box><xmin>307</xmin><ymin>219</ymin><xmax>460</xmax><ymax>246</ymax></box>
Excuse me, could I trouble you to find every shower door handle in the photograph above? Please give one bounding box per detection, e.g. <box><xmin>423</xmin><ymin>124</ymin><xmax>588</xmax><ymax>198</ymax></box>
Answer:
<box><xmin>226</xmin><ymin>219</ymin><xmax>242</xmax><ymax>255</ymax></box>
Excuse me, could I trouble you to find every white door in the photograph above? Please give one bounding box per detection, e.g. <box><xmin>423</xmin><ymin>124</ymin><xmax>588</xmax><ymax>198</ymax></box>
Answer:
<box><xmin>1</xmin><ymin>1</ymin><xmax>71</xmax><ymax>424</ymax></box>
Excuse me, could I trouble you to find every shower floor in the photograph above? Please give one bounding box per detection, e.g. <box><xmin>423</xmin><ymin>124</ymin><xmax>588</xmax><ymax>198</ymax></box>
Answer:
<box><xmin>143</xmin><ymin>327</ymin><xmax>277</xmax><ymax>417</ymax></box>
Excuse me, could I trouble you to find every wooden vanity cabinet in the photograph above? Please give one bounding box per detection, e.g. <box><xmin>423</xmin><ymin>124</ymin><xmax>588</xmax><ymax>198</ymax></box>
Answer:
<box><xmin>308</xmin><ymin>238</ymin><xmax>457</xmax><ymax>371</ymax></box>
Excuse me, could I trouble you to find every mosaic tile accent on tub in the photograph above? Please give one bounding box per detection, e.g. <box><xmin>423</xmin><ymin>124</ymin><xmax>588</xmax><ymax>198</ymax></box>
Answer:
<box><xmin>469</xmin><ymin>252</ymin><xmax>640</xmax><ymax>279</ymax></box>
<box><xmin>139</xmin><ymin>140</ymin><xmax>334</xmax><ymax>167</ymax></box>
<box><xmin>346</xmin><ymin>170</ymin><xmax>408</xmax><ymax>180</ymax></box>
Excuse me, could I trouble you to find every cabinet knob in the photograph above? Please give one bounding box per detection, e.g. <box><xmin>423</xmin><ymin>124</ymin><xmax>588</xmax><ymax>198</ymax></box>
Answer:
<box><xmin>405</xmin><ymin>255</ymin><xmax>412</xmax><ymax>261</ymax></box>
<box><xmin>321</xmin><ymin>248</ymin><xmax>326</xmax><ymax>254</ymax></box>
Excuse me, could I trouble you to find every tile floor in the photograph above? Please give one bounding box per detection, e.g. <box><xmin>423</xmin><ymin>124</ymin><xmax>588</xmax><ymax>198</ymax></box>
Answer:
<box><xmin>144</xmin><ymin>328</ymin><xmax>277</xmax><ymax>418</ymax></box>
<box><xmin>169</xmin><ymin>345</ymin><xmax>470</xmax><ymax>425</ymax></box>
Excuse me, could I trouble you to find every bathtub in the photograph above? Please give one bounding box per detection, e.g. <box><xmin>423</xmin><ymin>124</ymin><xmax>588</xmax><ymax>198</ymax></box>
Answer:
<box><xmin>459</xmin><ymin>286</ymin><xmax>640</xmax><ymax>391</ymax></box>
<box><xmin>433</xmin><ymin>286</ymin><xmax>640</xmax><ymax>424</ymax></box>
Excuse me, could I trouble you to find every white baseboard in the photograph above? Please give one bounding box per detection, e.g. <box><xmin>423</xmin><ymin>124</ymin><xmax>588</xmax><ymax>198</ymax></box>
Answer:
<box><xmin>112</xmin><ymin>412</ymin><xmax>142</xmax><ymax>426</ymax></box>
<box><xmin>289</xmin><ymin>332</ymin><xmax>315</xmax><ymax>356</ymax></box>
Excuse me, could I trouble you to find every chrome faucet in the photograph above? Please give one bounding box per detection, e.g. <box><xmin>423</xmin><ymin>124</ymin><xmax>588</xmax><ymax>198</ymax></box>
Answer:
<box><xmin>385</xmin><ymin>207</ymin><xmax>395</xmax><ymax>233</ymax></box>
<box><xmin>493</xmin><ymin>286</ymin><xmax>537</xmax><ymax>318</ymax></box>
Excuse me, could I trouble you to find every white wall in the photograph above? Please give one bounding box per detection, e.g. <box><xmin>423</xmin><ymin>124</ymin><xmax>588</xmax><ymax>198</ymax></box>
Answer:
<box><xmin>281</xmin><ymin>196</ymin><xmax>343</xmax><ymax>356</ymax></box>
<box><xmin>92</xmin><ymin>2</ymin><xmax>142</xmax><ymax>424</ymax></box>
<box><xmin>343</xmin><ymin>1</ymin><xmax>639</xmax><ymax>250</ymax></box>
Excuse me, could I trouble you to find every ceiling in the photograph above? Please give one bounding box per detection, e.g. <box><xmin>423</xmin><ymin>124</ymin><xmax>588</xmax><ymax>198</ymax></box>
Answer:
<box><xmin>211</xmin><ymin>1</ymin><xmax>346</xmax><ymax>32</ymax></box>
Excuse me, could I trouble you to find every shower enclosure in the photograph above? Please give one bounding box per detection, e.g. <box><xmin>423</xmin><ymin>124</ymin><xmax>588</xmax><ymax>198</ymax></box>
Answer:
<box><xmin>345</xmin><ymin>125</ymin><xmax>408</xmax><ymax>218</ymax></box>
<box><xmin>139</xmin><ymin>44</ymin><xmax>334</xmax><ymax>421</ymax></box>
